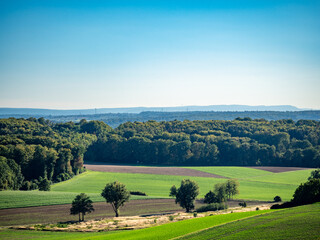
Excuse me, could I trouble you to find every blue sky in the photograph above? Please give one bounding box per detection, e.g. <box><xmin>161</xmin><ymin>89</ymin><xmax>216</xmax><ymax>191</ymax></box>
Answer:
<box><xmin>0</xmin><ymin>0</ymin><xmax>319</xmax><ymax>109</ymax></box>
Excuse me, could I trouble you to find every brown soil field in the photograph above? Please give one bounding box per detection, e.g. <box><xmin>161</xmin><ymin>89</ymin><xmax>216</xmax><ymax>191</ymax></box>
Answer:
<box><xmin>84</xmin><ymin>164</ymin><xmax>226</xmax><ymax>178</ymax></box>
<box><xmin>248</xmin><ymin>166</ymin><xmax>311</xmax><ymax>173</ymax></box>
<box><xmin>0</xmin><ymin>199</ymin><xmax>269</xmax><ymax>227</ymax></box>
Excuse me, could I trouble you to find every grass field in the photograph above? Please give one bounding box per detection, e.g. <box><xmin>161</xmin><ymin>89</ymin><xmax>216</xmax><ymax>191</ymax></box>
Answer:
<box><xmin>179</xmin><ymin>202</ymin><xmax>320</xmax><ymax>240</ymax></box>
<box><xmin>0</xmin><ymin>167</ymin><xmax>313</xmax><ymax>209</ymax></box>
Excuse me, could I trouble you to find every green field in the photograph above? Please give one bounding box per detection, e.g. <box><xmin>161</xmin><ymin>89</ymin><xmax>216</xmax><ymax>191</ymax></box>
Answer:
<box><xmin>179</xmin><ymin>202</ymin><xmax>320</xmax><ymax>240</ymax></box>
<box><xmin>1</xmin><ymin>203</ymin><xmax>319</xmax><ymax>240</ymax></box>
<box><xmin>0</xmin><ymin>167</ymin><xmax>314</xmax><ymax>209</ymax></box>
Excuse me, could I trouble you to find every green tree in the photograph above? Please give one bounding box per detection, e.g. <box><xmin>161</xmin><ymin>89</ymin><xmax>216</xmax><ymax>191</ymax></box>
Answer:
<box><xmin>204</xmin><ymin>190</ymin><xmax>217</xmax><ymax>204</ymax></box>
<box><xmin>101</xmin><ymin>181</ymin><xmax>130</xmax><ymax>217</ymax></box>
<box><xmin>308</xmin><ymin>169</ymin><xmax>320</xmax><ymax>180</ymax></box>
<box><xmin>214</xmin><ymin>183</ymin><xmax>227</xmax><ymax>203</ymax></box>
<box><xmin>170</xmin><ymin>179</ymin><xmax>199</xmax><ymax>212</ymax></box>
<box><xmin>225</xmin><ymin>179</ymin><xmax>239</xmax><ymax>199</ymax></box>
<box><xmin>292</xmin><ymin>179</ymin><xmax>320</xmax><ymax>205</ymax></box>
<box><xmin>70</xmin><ymin>193</ymin><xmax>94</xmax><ymax>221</ymax></box>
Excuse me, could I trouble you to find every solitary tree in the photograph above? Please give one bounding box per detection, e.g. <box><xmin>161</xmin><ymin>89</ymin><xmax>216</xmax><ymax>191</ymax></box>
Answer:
<box><xmin>70</xmin><ymin>193</ymin><xmax>94</xmax><ymax>221</ymax></box>
<box><xmin>101</xmin><ymin>181</ymin><xmax>130</xmax><ymax>217</ymax></box>
<box><xmin>170</xmin><ymin>179</ymin><xmax>199</xmax><ymax>212</ymax></box>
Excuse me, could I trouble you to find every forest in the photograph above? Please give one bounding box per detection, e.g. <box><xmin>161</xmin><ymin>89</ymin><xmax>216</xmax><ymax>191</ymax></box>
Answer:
<box><xmin>1</xmin><ymin>117</ymin><xmax>320</xmax><ymax>190</ymax></box>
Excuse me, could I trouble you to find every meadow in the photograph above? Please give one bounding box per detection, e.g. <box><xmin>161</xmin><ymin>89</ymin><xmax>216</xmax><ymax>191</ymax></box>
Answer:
<box><xmin>0</xmin><ymin>167</ymin><xmax>314</xmax><ymax>209</ymax></box>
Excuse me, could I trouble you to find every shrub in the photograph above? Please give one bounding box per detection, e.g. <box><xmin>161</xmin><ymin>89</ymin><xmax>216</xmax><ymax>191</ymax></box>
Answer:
<box><xmin>256</xmin><ymin>207</ymin><xmax>259</xmax><ymax>211</ymax></box>
<box><xmin>130</xmin><ymin>191</ymin><xmax>147</xmax><ymax>196</ymax></box>
<box><xmin>193</xmin><ymin>212</ymin><xmax>198</xmax><ymax>217</ymax></box>
<box><xmin>38</xmin><ymin>178</ymin><xmax>51</xmax><ymax>191</ymax></box>
<box><xmin>196</xmin><ymin>203</ymin><xmax>227</xmax><ymax>213</ymax></box>
<box><xmin>204</xmin><ymin>190</ymin><xmax>217</xmax><ymax>204</ymax></box>
<box><xmin>169</xmin><ymin>215</ymin><xmax>175</xmax><ymax>221</ymax></box>
<box><xmin>274</xmin><ymin>196</ymin><xmax>282</xmax><ymax>202</ymax></box>
<box><xmin>239</xmin><ymin>202</ymin><xmax>247</xmax><ymax>207</ymax></box>
<box><xmin>292</xmin><ymin>179</ymin><xmax>320</xmax><ymax>205</ymax></box>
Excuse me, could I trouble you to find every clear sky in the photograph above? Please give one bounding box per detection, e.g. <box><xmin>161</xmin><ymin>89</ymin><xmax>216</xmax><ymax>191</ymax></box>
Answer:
<box><xmin>0</xmin><ymin>0</ymin><xmax>319</xmax><ymax>109</ymax></box>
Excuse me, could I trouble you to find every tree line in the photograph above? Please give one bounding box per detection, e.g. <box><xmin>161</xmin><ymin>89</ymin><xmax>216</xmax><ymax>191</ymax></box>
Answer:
<box><xmin>1</xmin><ymin>117</ymin><xmax>320</xmax><ymax>190</ymax></box>
<box><xmin>85</xmin><ymin>118</ymin><xmax>320</xmax><ymax>167</ymax></box>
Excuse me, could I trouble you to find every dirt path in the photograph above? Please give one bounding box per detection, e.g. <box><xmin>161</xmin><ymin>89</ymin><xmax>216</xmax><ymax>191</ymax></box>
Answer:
<box><xmin>248</xmin><ymin>166</ymin><xmax>311</xmax><ymax>173</ymax></box>
<box><xmin>84</xmin><ymin>164</ymin><xmax>226</xmax><ymax>178</ymax></box>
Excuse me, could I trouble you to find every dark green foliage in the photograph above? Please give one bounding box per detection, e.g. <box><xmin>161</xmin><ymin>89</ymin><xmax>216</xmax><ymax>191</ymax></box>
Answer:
<box><xmin>170</xmin><ymin>179</ymin><xmax>199</xmax><ymax>212</ymax></box>
<box><xmin>85</xmin><ymin>118</ymin><xmax>320</xmax><ymax>167</ymax></box>
<box><xmin>308</xmin><ymin>169</ymin><xmax>320</xmax><ymax>180</ymax></box>
<box><xmin>0</xmin><ymin>118</ymin><xmax>98</xmax><ymax>189</ymax></box>
<box><xmin>225</xmin><ymin>179</ymin><xmax>240</xmax><ymax>199</ymax></box>
<box><xmin>0</xmin><ymin>156</ymin><xmax>24</xmax><ymax>190</ymax></box>
<box><xmin>274</xmin><ymin>196</ymin><xmax>282</xmax><ymax>202</ymax></box>
<box><xmin>239</xmin><ymin>202</ymin><xmax>247</xmax><ymax>207</ymax></box>
<box><xmin>129</xmin><ymin>191</ymin><xmax>147</xmax><ymax>196</ymax></box>
<box><xmin>101</xmin><ymin>181</ymin><xmax>130</xmax><ymax>217</ymax></box>
<box><xmin>70</xmin><ymin>193</ymin><xmax>94</xmax><ymax>221</ymax></box>
<box><xmin>204</xmin><ymin>190</ymin><xmax>217</xmax><ymax>204</ymax></box>
<box><xmin>38</xmin><ymin>178</ymin><xmax>51</xmax><ymax>191</ymax></box>
<box><xmin>214</xmin><ymin>183</ymin><xmax>227</xmax><ymax>203</ymax></box>
<box><xmin>292</xmin><ymin>179</ymin><xmax>320</xmax><ymax>205</ymax></box>
<box><xmin>196</xmin><ymin>203</ymin><xmax>227</xmax><ymax>212</ymax></box>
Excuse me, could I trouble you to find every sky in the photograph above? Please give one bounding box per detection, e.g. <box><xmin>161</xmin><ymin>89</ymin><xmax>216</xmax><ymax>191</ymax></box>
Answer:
<box><xmin>0</xmin><ymin>0</ymin><xmax>319</xmax><ymax>109</ymax></box>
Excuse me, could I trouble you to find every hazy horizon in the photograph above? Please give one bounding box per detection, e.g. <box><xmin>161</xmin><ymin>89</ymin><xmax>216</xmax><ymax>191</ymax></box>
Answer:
<box><xmin>1</xmin><ymin>1</ymin><xmax>319</xmax><ymax>109</ymax></box>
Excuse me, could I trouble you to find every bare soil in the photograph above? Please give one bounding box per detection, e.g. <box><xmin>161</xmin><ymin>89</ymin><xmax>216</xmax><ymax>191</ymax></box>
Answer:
<box><xmin>248</xmin><ymin>166</ymin><xmax>311</xmax><ymax>173</ymax></box>
<box><xmin>0</xmin><ymin>199</ymin><xmax>270</xmax><ymax>227</ymax></box>
<box><xmin>84</xmin><ymin>164</ymin><xmax>226</xmax><ymax>178</ymax></box>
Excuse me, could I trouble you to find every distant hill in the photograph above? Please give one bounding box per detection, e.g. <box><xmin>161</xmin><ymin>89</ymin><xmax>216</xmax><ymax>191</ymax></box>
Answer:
<box><xmin>0</xmin><ymin>105</ymin><xmax>309</xmax><ymax>116</ymax></box>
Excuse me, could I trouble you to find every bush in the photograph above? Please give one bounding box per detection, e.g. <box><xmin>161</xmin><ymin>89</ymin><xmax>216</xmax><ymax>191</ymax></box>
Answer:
<box><xmin>292</xmin><ymin>179</ymin><xmax>320</xmax><ymax>205</ymax></box>
<box><xmin>271</xmin><ymin>201</ymin><xmax>296</xmax><ymax>209</ymax></box>
<box><xmin>196</xmin><ymin>203</ymin><xmax>227</xmax><ymax>213</ymax></box>
<box><xmin>274</xmin><ymin>196</ymin><xmax>282</xmax><ymax>202</ymax></box>
<box><xmin>130</xmin><ymin>191</ymin><xmax>147</xmax><ymax>196</ymax></box>
<box><xmin>204</xmin><ymin>190</ymin><xmax>217</xmax><ymax>204</ymax></box>
<box><xmin>38</xmin><ymin>178</ymin><xmax>51</xmax><ymax>191</ymax></box>
<box><xmin>239</xmin><ymin>202</ymin><xmax>247</xmax><ymax>207</ymax></box>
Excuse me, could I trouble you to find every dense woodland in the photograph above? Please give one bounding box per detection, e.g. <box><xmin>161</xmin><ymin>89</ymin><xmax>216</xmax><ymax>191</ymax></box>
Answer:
<box><xmin>0</xmin><ymin>118</ymin><xmax>99</xmax><ymax>190</ymax></box>
<box><xmin>86</xmin><ymin>118</ymin><xmax>320</xmax><ymax>167</ymax></box>
<box><xmin>1</xmin><ymin>117</ymin><xmax>320</xmax><ymax>190</ymax></box>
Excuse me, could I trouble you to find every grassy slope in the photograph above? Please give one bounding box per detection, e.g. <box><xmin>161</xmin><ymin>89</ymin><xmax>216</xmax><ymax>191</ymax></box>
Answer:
<box><xmin>0</xmin><ymin>210</ymin><xmax>272</xmax><ymax>240</ymax></box>
<box><xmin>179</xmin><ymin>202</ymin><xmax>320</xmax><ymax>240</ymax></box>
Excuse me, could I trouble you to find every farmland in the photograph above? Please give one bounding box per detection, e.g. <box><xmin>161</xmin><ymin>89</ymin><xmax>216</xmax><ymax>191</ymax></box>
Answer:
<box><xmin>1</xmin><ymin>203</ymin><xmax>319</xmax><ymax>239</ymax></box>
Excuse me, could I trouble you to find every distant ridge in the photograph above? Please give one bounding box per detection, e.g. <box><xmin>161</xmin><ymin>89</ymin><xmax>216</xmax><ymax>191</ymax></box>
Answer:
<box><xmin>0</xmin><ymin>105</ymin><xmax>309</xmax><ymax>116</ymax></box>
